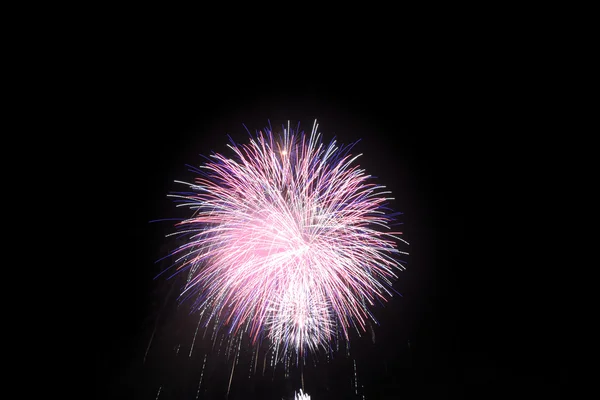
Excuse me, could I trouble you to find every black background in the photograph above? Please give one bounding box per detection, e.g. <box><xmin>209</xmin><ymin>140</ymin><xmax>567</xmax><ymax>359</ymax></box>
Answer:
<box><xmin>92</xmin><ymin>31</ymin><xmax>567</xmax><ymax>399</ymax></box>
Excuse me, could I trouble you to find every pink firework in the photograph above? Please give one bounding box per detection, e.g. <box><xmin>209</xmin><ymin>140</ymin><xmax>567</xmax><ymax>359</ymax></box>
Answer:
<box><xmin>166</xmin><ymin>120</ymin><xmax>408</xmax><ymax>360</ymax></box>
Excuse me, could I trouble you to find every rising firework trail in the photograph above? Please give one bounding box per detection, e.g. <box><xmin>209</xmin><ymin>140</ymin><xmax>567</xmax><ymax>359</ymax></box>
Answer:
<box><xmin>162</xmin><ymin>119</ymin><xmax>408</xmax><ymax>364</ymax></box>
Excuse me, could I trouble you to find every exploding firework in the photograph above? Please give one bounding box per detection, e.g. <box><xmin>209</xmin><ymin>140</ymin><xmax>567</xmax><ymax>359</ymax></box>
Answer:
<box><xmin>165</xmin><ymin>120</ymin><xmax>407</xmax><ymax>362</ymax></box>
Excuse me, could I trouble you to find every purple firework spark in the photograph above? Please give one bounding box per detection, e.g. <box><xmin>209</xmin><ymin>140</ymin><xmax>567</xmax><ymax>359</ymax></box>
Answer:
<box><xmin>166</xmin><ymin>120</ymin><xmax>408</xmax><ymax>361</ymax></box>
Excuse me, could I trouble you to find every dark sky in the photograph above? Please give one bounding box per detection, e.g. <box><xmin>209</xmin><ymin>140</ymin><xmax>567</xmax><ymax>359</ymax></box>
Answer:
<box><xmin>94</xmin><ymin>41</ymin><xmax>567</xmax><ymax>399</ymax></box>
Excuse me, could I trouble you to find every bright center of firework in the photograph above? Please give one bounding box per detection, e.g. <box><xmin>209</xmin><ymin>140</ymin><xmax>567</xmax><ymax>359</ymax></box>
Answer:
<box><xmin>169</xmin><ymin>120</ymin><xmax>407</xmax><ymax>361</ymax></box>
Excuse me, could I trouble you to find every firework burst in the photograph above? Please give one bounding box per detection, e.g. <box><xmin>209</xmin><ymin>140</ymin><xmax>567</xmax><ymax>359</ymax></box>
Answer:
<box><xmin>165</xmin><ymin>120</ymin><xmax>407</xmax><ymax>362</ymax></box>
<box><xmin>293</xmin><ymin>389</ymin><xmax>311</xmax><ymax>399</ymax></box>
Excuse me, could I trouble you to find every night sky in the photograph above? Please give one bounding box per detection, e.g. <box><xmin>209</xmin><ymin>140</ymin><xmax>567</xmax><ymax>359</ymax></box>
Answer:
<box><xmin>94</xmin><ymin>41</ymin><xmax>567</xmax><ymax>399</ymax></box>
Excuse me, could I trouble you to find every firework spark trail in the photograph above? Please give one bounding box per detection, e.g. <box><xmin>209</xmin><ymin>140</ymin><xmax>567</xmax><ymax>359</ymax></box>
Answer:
<box><xmin>166</xmin><ymin>120</ymin><xmax>408</xmax><ymax>361</ymax></box>
<box><xmin>195</xmin><ymin>354</ymin><xmax>207</xmax><ymax>399</ymax></box>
